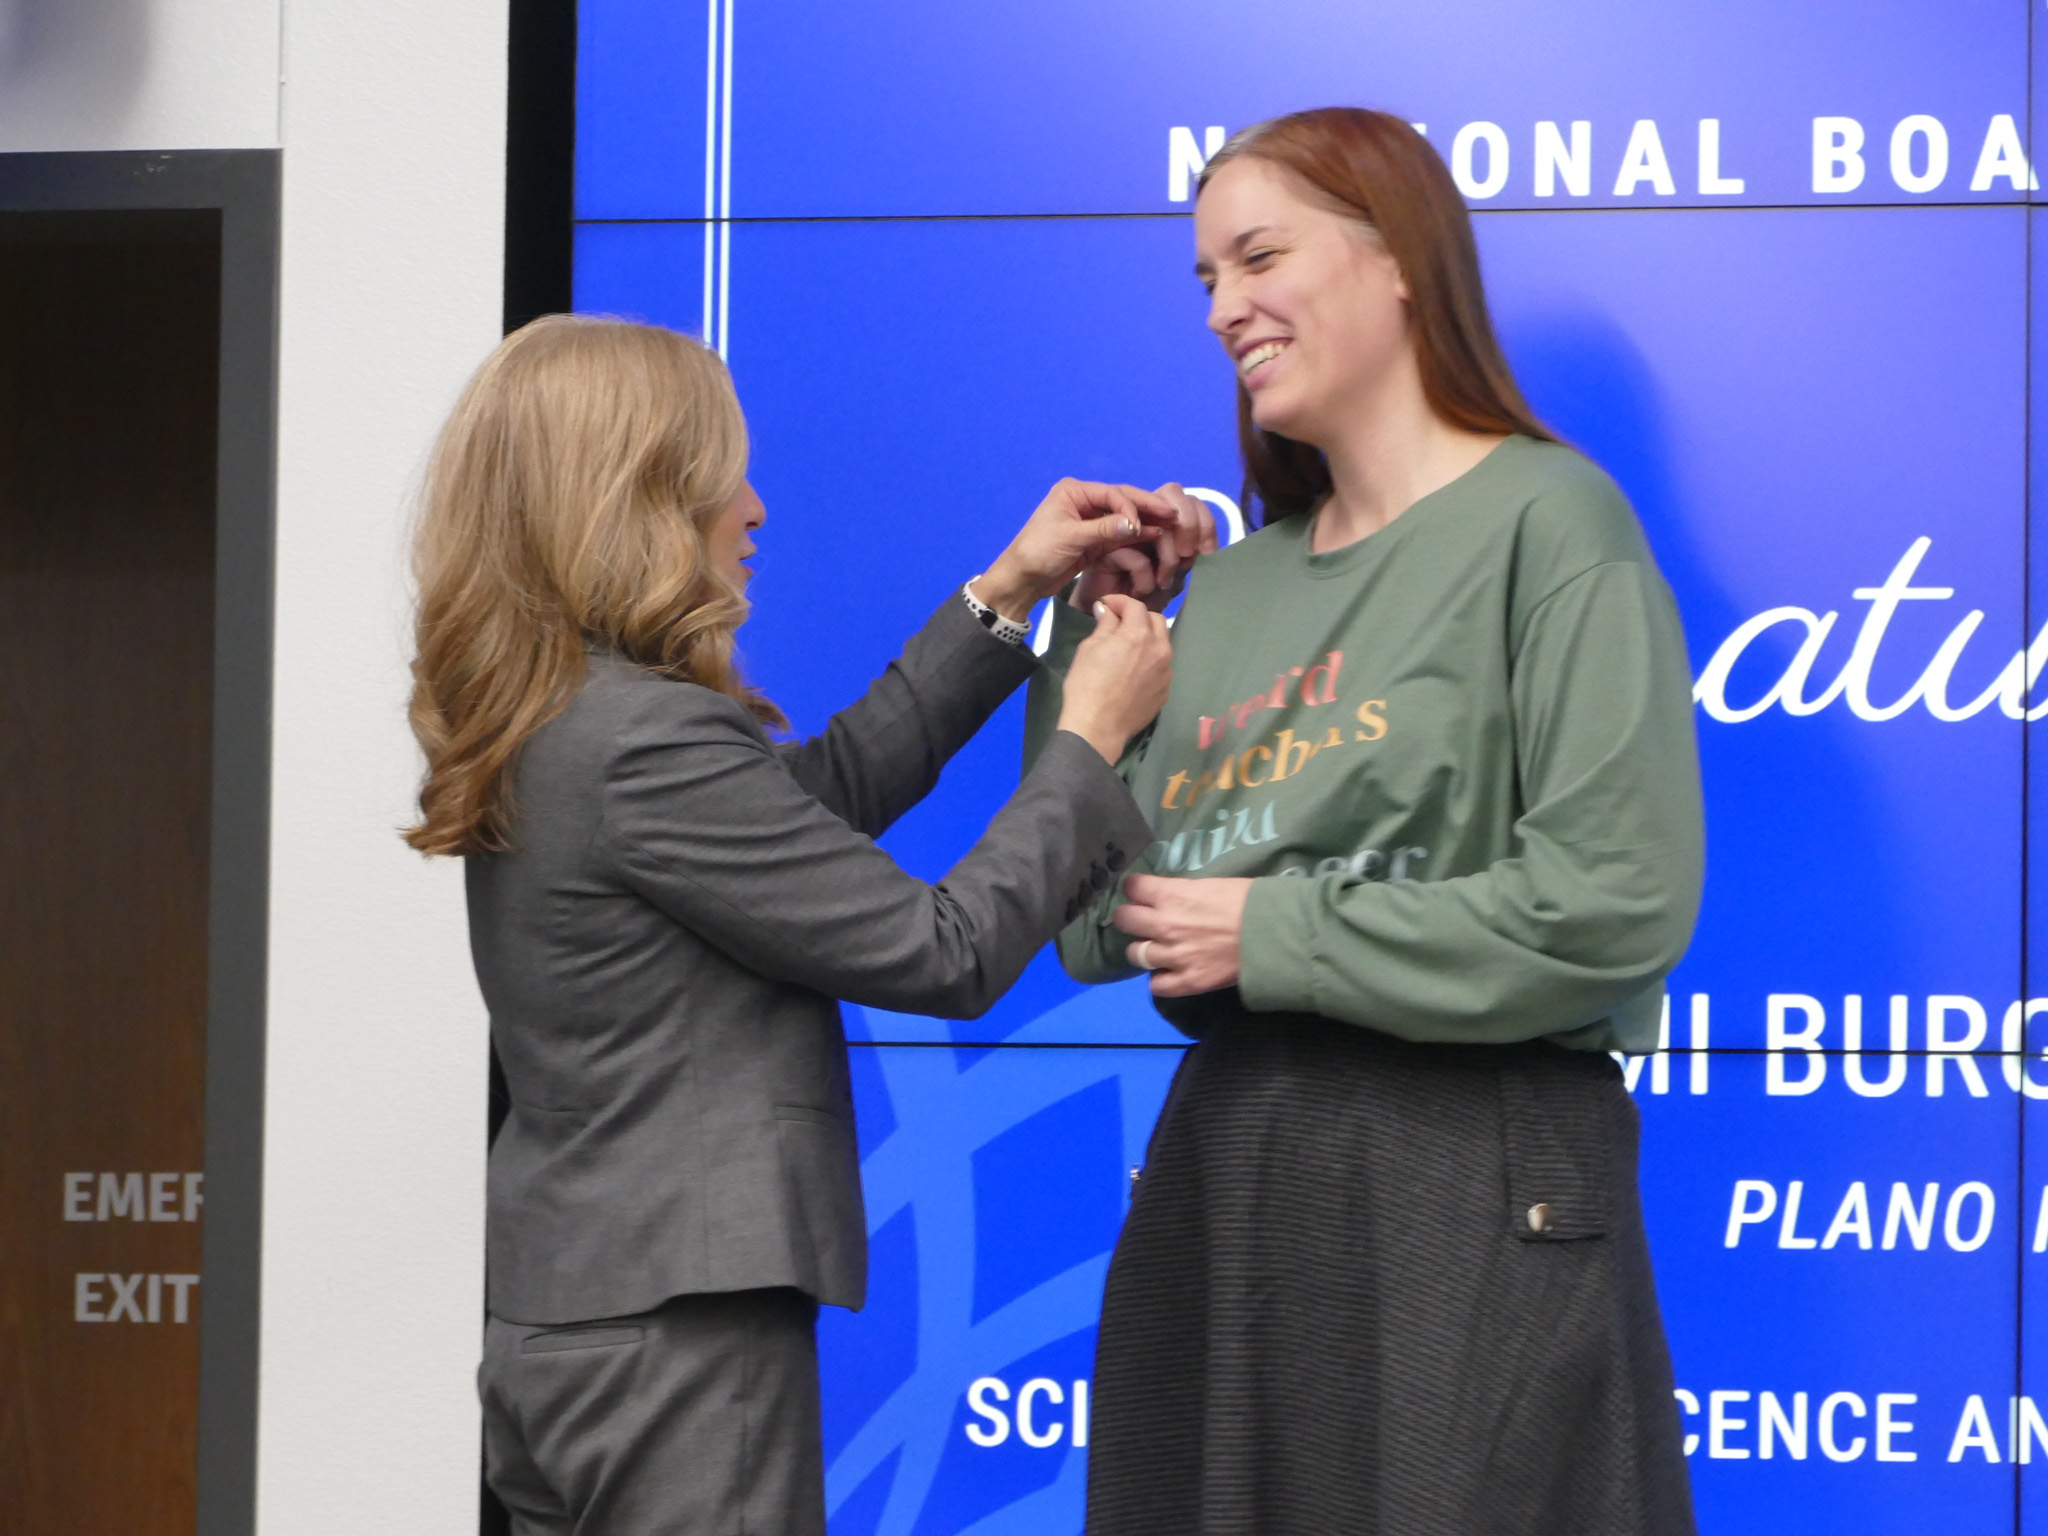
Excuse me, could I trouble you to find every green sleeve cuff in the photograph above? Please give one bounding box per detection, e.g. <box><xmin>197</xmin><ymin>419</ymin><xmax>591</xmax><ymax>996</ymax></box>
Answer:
<box><xmin>1023</xmin><ymin>597</ymin><xmax>1099</xmax><ymax>773</ymax></box>
<box><xmin>1237</xmin><ymin>875</ymin><xmax>1322</xmax><ymax>1014</ymax></box>
<box><xmin>1044</xmin><ymin>593</ymin><xmax>1095</xmax><ymax>672</ymax></box>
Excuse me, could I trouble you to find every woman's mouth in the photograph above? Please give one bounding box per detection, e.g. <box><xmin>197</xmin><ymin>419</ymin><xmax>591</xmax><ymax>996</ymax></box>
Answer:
<box><xmin>1238</xmin><ymin>339</ymin><xmax>1290</xmax><ymax>385</ymax></box>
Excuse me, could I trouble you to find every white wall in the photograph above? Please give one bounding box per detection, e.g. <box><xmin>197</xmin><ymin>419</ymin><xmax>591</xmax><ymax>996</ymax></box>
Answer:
<box><xmin>0</xmin><ymin>0</ymin><xmax>280</xmax><ymax>151</ymax></box>
<box><xmin>2</xmin><ymin>0</ymin><xmax>507</xmax><ymax>1526</ymax></box>
<box><xmin>257</xmin><ymin>1</ymin><xmax>506</xmax><ymax>1532</ymax></box>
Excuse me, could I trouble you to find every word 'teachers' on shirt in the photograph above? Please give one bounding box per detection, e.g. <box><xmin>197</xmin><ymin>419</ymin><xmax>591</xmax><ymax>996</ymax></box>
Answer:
<box><xmin>1162</xmin><ymin>649</ymin><xmax>1388</xmax><ymax>813</ymax></box>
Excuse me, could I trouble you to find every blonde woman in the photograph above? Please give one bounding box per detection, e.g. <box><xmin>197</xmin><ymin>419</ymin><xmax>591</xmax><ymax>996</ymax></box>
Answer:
<box><xmin>406</xmin><ymin>316</ymin><xmax>1185</xmax><ymax>1535</ymax></box>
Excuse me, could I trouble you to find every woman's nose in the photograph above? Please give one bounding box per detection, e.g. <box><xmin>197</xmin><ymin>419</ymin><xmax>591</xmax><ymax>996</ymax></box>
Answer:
<box><xmin>1206</xmin><ymin>279</ymin><xmax>1248</xmax><ymax>338</ymax></box>
<box><xmin>1204</xmin><ymin>292</ymin><xmax>1236</xmax><ymax>342</ymax></box>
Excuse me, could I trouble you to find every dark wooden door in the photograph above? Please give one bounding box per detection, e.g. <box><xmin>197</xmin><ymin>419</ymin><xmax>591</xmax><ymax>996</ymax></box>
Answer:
<box><xmin>0</xmin><ymin>210</ymin><xmax>220</xmax><ymax>1536</ymax></box>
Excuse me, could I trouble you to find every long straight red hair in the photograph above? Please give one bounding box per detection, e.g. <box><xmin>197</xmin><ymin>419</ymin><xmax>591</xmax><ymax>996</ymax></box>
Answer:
<box><xmin>1199</xmin><ymin>108</ymin><xmax>1553</xmax><ymax>522</ymax></box>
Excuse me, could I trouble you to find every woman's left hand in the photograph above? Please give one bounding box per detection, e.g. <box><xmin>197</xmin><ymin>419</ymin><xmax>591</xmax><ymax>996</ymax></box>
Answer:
<box><xmin>1113</xmin><ymin>873</ymin><xmax>1252</xmax><ymax>996</ymax></box>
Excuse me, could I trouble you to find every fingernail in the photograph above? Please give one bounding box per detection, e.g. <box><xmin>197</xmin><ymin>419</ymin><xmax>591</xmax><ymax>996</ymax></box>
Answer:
<box><xmin>1093</xmin><ymin>600</ymin><xmax>1108</xmax><ymax>618</ymax></box>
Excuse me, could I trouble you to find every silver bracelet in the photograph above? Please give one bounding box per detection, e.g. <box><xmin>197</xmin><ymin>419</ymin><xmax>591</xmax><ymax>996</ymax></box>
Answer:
<box><xmin>962</xmin><ymin>577</ymin><xmax>1033</xmax><ymax>647</ymax></box>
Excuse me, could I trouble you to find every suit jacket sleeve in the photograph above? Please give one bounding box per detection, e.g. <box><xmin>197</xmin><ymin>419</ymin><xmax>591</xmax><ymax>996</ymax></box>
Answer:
<box><xmin>774</xmin><ymin>595</ymin><xmax>1037</xmax><ymax>837</ymax></box>
<box><xmin>602</xmin><ymin>691</ymin><xmax>1155</xmax><ymax>1020</ymax></box>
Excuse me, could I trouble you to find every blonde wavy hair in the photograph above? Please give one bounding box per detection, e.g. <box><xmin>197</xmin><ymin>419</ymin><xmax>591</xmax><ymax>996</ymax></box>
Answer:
<box><xmin>405</xmin><ymin>315</ymin><xmax>784</xmax><ymax>857</ymax></box>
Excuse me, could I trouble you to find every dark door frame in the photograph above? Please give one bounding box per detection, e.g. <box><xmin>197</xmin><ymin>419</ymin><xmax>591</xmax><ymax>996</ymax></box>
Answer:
<box><xmin>0</xmin><ymin>148</ymin><xmax>279</xmax><ymax>1536</ymax></box>
<box><xmin>504</xmin><ymin>0</ymin><xmax>576</xmax><ymax>332</ymax></box>
<box><xmin>484</xmin><ymin>8</ymin><xmax>575</xmax><ymax>1528</ymax></box>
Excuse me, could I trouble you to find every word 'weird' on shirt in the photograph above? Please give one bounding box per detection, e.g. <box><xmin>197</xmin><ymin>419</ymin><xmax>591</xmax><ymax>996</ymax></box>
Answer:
<box><xmin>1165</xmin><ymin>650</ymin><xmax>1387</xmax><ymax>812</ymax></box>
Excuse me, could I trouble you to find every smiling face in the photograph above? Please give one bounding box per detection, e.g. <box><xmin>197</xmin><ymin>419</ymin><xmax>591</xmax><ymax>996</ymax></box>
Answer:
<box><xmin>706</xmin><ymin>479</ymin><xmax>764</xmax><ymax>591</ymax></box>
<box><xmin>1194</xmin><ymin>155</ymin><xmax>1415</xmax><ymax>451</ymax></box>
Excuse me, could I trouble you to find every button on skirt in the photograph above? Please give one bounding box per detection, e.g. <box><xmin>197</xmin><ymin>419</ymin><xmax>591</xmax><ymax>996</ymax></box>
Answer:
<box><xmin>1086</xmin><ymin>1016</ymin><xmax>1696</xmax><ymax>1536</ymax></box>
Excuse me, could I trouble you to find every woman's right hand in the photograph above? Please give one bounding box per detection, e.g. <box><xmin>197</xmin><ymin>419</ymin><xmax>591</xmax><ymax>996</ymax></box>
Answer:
<box><xmin>1057</xmin><ymin>595</ymin><xmax>1174</xmax><ymax>763</ymax></box>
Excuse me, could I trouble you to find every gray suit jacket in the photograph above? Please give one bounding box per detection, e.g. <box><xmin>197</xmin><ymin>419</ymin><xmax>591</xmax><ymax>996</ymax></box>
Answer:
<box><xmin>472</xmin><ymin>597</ymin><xmax>1152</xmax><ymax>1324</ymax></box>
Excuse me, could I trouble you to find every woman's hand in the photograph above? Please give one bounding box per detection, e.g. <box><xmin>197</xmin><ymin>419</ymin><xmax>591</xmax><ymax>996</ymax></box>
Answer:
<box><xmin>1113</xmin><ymin>873</ymin><xmax>1251</xmax><ymax>996</ymax></box>
<box><xmin>972</xmin><ymin>480</ymin><xmax>1184</xmax><ymax>621</ymax></box>
<box><xmin>1074</xmin><ymin>483</ymin><xmax>1219</xmax><ymax>613</ymax></box>
<box><xmin>1057</xmin><ymin>596</ymin><xmax>1173</xmax><ymax>763</ymax></box>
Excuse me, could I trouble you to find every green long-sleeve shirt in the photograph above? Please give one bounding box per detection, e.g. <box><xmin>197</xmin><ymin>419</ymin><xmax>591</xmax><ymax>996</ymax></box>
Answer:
<box><xmin>1027</xmin><ymin>436</ymin><xmax>1704</xmax><ymax>1055</ymax></box>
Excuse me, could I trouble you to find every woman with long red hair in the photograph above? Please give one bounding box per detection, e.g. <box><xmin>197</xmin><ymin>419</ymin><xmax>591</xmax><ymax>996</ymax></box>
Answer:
<box><xmin>1038</xmin><ymin>109</ymin><xmax>1704</xmax><ymax>1533</ymax></box>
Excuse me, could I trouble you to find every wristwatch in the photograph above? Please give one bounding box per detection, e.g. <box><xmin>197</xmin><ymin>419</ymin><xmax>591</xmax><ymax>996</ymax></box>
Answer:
<box><xmin>962</xmin><ymin>577</ymin><xmax>1032</xmax><ymax>647</ymax></box>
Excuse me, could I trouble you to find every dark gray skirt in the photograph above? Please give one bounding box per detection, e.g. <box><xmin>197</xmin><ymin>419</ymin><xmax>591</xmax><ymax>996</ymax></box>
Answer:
<box><xmin>1086</xmin><ymin>1015</ymin><xmax>1696</xmax><ymax>1536</ymax></box>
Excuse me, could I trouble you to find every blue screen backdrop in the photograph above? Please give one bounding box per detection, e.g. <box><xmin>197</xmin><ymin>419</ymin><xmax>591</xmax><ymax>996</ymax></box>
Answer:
<box><xmin>575</xmin><ymin>3</ymin><xmax>2045</xmax><ymax>1530</ymax></box>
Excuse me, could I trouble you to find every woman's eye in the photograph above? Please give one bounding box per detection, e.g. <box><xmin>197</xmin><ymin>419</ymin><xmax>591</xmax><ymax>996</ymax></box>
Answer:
<box><xmin>1246</xmin><ymin>249</ymin><xmax>1277</xmax><ymax>267</ymax></box>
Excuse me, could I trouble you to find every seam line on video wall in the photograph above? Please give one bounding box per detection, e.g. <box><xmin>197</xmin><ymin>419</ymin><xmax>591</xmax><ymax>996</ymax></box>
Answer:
<box><xmin>585</xmin><ymin>199</ymin><xmax>2048</xmax><ymax>356</ymax></box>
<box><xmin>583</xmin><ymin>199</ymin><xmax>2048</xmax><ymax>231</ymax></box>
